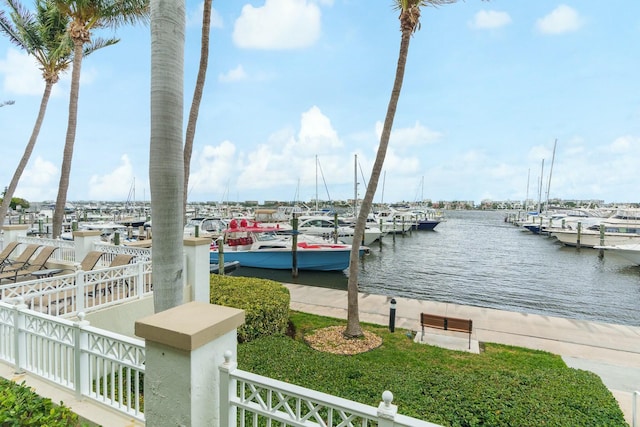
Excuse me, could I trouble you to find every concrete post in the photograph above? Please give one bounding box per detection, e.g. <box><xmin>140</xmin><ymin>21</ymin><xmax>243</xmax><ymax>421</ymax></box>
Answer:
<box><xmin>72</xmin><ymin>230</ymin><xmax>102</xmax><ymax>264</ymax></box>
<box><xmin>0</xmin><ymin>224</ymin><xmax>29</xmax><ymax>244</ymax></box>
<box><xmin>135</xmin><ymin>302</ymin><xmax>245</xmax><ymax>427</ymax></box>
<box><xmin>183</xmin><ymin>237</ymin><xmax>212</xmax><ymax>303</ymax></box>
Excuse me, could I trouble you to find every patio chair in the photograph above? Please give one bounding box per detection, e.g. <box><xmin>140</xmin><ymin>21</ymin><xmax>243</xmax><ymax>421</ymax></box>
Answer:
<box><xmin>0</xmin><ymin>241</ymin><xmax>21</xmax><ymax>269</ymax></box>
<box><xmin>57</xmin><ymin>251</ymin><xmax>106</xmax><ymax>275</ymax></box>
<box><xmin>93</xmin><ymin>254</ymin><xmax>136</xmax><ymax>297</ymax></box>
<box><xmin>0</xmin><ymin>243</ymin><xmax>41</xmax><ymax>273</ymax></box>
<box><xmin>0</xmin><ymin>246</ymin><xmax>58</xmax><ymax>283</ymax></box>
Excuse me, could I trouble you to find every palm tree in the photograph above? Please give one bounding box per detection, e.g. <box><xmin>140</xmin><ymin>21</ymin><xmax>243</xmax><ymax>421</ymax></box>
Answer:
<box><xmin>344</xmin><ymin>0</ymin><xmax>460</xmax><ymax>338</ymax></box>
<box><xmin>0</xmin><ymin>0</ymin><xmax>72</xmax><ymax>228</ymax></box>
<box><xmin>183</xmin><ymin>0</ymin><xmax>212</xmax><ymax>223</ymax></box>
<box><xmin>149</xmin><ymin>0</ymin><xmax>185</xmax><ymax>312</ymax></box>
<box><xmin>50</xmin><ymin>0</ymin><xmax>149</xmax><ymax>238</ymax></box>
<box><xmin>0</xmin><ymin>0</ymin><xmax>112</xmax><ymax>229</ymax></box>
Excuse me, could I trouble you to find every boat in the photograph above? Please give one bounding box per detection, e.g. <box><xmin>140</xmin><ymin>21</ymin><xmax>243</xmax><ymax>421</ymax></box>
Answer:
<box><xmin>594</xmin><ymin>243</ymin><xmax>640</xmax><ymax>265</ymax></box>
<box><xmin>295</xmin><ymin>215</ymin><xmax>382</xmax><ymax>246</ymax></box>
<box><xmin>184</xmin><ymin>217</ymin><xmax>227</xmax><ymax>239</ymax></box>
<box><xmin>550</xmin><ymin>208</ymin><xmax>640</xmax><ymax>247</ymax></box>
<box><xmin>210</xmin><ymin>219</ymin><xmax>367</xmax><ymax>271</ymax></box>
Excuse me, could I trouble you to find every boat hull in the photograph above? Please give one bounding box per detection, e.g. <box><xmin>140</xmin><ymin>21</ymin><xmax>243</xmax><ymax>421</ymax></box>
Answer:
<box><xmin>550</xmin><ymin>230</ymin><xmax>640</xmax><ymax>248</ymax></box>
<box><xmin>413</xmin><ymin>220</ymin><xmax>441</xmax><ymax>231</ymax></box>
<box><xmin>210</xmin><ymin>247</ymin><xmax>361</xmax><ymax>271</ymax></box>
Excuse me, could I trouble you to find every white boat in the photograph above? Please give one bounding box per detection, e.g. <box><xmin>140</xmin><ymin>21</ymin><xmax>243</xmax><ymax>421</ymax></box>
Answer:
<box><xmin>594</xmin><ymin>243</ymin><xmax>640</xmax><ymax>265</ymax></box>
<box><xmin>550</xmin><ymin>209</ymin><xmax>640</xmax><ymax>247</ymax></box>
<box><xmin>295</xmin><ymin>215</ymin><xmax>382</xmax><ymax>246</ymax></box>
<box><xmin>184</xmin><ymin>217</ymin><xmax>227</xmax><ymax>239</ymax></box>
<box><xmin>374</xmin><ymin>208</ymin><xmax>414</xmax><ymax>234</ymax></box>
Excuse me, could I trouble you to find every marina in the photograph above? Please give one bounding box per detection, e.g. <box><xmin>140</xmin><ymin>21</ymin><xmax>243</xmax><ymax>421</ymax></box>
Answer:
<box><xmin>229</xmin><ymin>209</ymin><xmax>640</xmax><ymax>328</ymax></box>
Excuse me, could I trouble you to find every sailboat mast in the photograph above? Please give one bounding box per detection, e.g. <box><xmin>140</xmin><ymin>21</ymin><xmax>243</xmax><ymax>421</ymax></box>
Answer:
<box><xmin>354</xmin><ymin>154</ymin><xmax>358</xmax><ymax>216</ymax></box>
<box><xmin>537</xmin><ymin>159</ymin><xmax>544</xmax><ymax>214</ymax></box>
<box><xmin>545</xmin><ymin>139</ymin><xmax>557</xmax><ymax>212</ymax></box>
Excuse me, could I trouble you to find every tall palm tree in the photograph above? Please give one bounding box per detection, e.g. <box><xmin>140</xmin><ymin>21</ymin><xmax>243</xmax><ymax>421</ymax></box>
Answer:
<box><xmin>149</xmin><ymin>0</ymin><xmax>184</xmax><ymax>312</ymax></box>
<box><xmin>50</xmin><ymin>0</ymin><xmax>149</xmax><ymax>237</ymax></box>
<box><xmin>344</xmin><ymin>0</ymin><xmax>459</xmax><ymax>337</ymax></box>
<box><xmin>183</xmin><ymin>0</ymin><xmax>212</xmax><ymax>223</ymax></box>
<box><xmin>0</xmin><ymin>0</ymin><xmax>111</xmax><ymax>229</ymax></box>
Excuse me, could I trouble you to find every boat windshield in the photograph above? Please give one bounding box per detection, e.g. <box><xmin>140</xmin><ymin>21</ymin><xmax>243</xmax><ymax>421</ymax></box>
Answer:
<box><xmin>255</xmin><ymin>231</ymin><xmax>280</xmax><ymax>241</ymax></box>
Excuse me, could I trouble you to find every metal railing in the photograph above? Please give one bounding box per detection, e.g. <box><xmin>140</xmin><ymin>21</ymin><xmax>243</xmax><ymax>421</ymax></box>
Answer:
<box><xmin>219</xmin><ymin>351</ymin><xmax>441</xmax><ymax>427</ymax></box>
<box><xmin>0</xmin><ymin>300</ymin><xmax>146</xmax><ymax>421</ymax></box>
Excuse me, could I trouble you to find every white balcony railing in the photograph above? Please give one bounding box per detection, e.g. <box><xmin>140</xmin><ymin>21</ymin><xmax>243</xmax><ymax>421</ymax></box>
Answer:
<box><xmin>220</xmin><ymin>351</ymin><xmax>441</xmax><ymax>427</ymax></box>
<box><xmin>0</xmin><ymin>300</ymin><xmax>146</xmax><ymax>421</ymax></box>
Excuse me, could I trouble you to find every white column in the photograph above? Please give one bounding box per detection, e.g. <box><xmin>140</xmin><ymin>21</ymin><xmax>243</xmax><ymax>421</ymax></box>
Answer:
<box><xmin>135</xmin><ymin>302</ymin><xmax>245</xmax><ymax>427</ymax></box>
<box><xmin>72</xmin><ymin>230</ymin><xmax>102</xmax><ymax>263</ymax></box>
<box><xmin>183</xmin><ymin>237</ymin><xmax>212</xmax><ymax>303</ymax></box>
<box><xmin>1</xmin><ymin>224</ymin><xmax>29</xmax><ymax>244</ymax></box>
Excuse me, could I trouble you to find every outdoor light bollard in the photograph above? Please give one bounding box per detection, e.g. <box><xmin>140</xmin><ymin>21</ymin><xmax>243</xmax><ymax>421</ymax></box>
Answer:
<box><xmin>389</xmin><ymin>298</ymin><xmax>396</xmax><ymax>333</ymax></box>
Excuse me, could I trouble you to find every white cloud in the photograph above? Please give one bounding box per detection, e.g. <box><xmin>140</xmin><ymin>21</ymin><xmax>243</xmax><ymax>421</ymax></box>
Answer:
<box><xmin>469</xmin><ymin>10</ymin><xmax>512</xmax><ymax>30</ymax></box>
<box><xmin>233</xmin><ymin>0</ymin><xmax>322</xmax><ymax>49</ymax></box>
<box><xmin>187</xmin><ymin>3</ymin><xmax>224</xmax><ymax>29</ymax></box>
<box><xmin>536</xmin><ymin>5</ymin><xmax>583</xmax><ymax>35</ymax></box>
<box><xmin>0</xmin><ymin>49</ymin><xmax>51</xmax><ymax>96</ymax></box>
<box><xmin>88</xmin><ymin>155</ymin><xmax>136</xmax><ymax>200</ymax></box>
<box><xmin>374</xmin><ymin>121</ymin><xmax>442</xmax><ymax>149</ymax></box>
<box><xmin>16</xmin><ymin>157</ymin><xmax>58</xmax><ymax>201</ymax></box>
<box><xmin>187</xmin><ymin>141</ymin><xmax>238</xmax><ymax>198</ymax></box>
<box><xmin>218</xmin><ymin>65</ymin><xmax>248</xmax><ymax>83</ymax></box>
<box><xmin>609</xmin><ymin>135</ymin><xmax>638</xmax><ymax>153</ymax></box>
<box><xmin>0</xmin><ymin>48</ymin><xmax>98</xmax><ymax>97</ymax></box>
<box><xmin>296</xmin><ymin>106</ymin><xmax>342</xmax><ymax>152</ymax></box>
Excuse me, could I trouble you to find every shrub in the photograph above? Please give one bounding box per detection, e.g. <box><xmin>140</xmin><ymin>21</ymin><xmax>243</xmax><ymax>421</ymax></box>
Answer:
<box><xmin>210</xmin><ymin>275</ymin><xmax>290</xmax><ymax>343</ymax></box>
<box><xmin>0</xmin><ymin>378</ymin><xmax>79</xmax><ymax>426</ymax></box>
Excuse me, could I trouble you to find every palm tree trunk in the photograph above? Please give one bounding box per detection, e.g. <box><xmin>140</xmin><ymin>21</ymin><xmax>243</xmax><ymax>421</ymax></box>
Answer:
<box><xmin>344</xmin><ymin>28</ymin><xmax>412</xmax><ymax>338</ymax></box>
<box><xmin>150</xmin><ymin>0</ymin><xmax>185</xmax><ymax>313</ymax></box>
<box><xmin>0</xmin><ymin>81</ymin><xmax>53</xmax><ymax>227</ymax></box>
<box><xmin>183</xmin><ymin>0</ymin><xmax>211</xmax><ymax>223</ymax></box>
<box><xmin>52</xmin><ymin>40</ymin><xmax>83</xmax><ymax>238</ymax></box>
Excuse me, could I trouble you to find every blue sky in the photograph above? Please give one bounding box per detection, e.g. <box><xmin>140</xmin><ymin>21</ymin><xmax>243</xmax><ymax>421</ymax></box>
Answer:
<box><xmin>1</xmin><ymin>1</ymin><xmax>639</xmax><ymax>205</ymax></box>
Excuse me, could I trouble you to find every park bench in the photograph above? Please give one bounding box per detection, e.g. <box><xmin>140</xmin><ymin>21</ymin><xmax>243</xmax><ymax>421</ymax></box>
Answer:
<box><xmin>420</xmin><ymin>313</ymin><xmax>473</xmax><ymax>349</ymax></box>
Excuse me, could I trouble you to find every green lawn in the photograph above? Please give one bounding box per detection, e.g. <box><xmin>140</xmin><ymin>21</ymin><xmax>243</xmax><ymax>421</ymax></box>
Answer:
<box><xmin>237</xmin><ymin>311</ymin><xmax>627</xmax><ymax>427</ymax></box>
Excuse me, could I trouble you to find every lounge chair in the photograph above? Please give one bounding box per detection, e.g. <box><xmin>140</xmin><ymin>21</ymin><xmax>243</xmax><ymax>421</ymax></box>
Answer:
<box><xmin>93</xmin><ymin>254</ymin><xmax>136</xmax><ymax>297</ymax></box>
<box><xmin>0</xmin><ymin>246</ymin><xmax>58</xmax><ymax>283</ymax></box>
<box><xmin>57</xmin><ymin>251</ymin><xmax>106</xmax><ymax>275</ymax></box>
<box><xmin>0</xmin><ymin>243</ymin><xmax>41</xmax><ymax>273</ymax></box>
<box><xmin>0</xmin><ymin>241</ymin><xmax>21</xmax><ymax>269</ymax></box>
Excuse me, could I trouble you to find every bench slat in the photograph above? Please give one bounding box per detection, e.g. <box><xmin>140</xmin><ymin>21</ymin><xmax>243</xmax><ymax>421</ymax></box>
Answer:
<box><xmin>420</xmin><ymin>313</ymin><xmax>473</xmax><ymax>350</ymax></box>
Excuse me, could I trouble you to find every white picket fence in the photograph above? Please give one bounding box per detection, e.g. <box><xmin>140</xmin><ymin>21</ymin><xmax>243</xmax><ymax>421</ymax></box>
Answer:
<box><xmin>0</xmin><ymin>301</ymin><xmax>146</xmax><ymax>420</ymax></box>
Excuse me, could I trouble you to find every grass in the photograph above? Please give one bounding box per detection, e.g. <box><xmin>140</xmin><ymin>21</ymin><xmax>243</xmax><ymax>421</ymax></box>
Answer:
<box><xmin>237</xmin><ymin>311</ymin><xmax>627</xmax><ymax>427</ymax></box>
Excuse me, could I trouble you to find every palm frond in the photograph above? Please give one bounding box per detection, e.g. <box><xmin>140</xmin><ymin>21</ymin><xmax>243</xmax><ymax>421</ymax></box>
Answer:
<box><xmin>83</xmin><ymin>35</ymin><xmax>118</xmax><ymax>56</ymax></box>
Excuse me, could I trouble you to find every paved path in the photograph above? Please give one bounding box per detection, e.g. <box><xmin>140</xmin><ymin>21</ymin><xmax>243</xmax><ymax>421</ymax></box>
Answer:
<box><xmin>283</xmin><ymin>284</ymin><xmax>640</xmax><ymax>425</ymax></box>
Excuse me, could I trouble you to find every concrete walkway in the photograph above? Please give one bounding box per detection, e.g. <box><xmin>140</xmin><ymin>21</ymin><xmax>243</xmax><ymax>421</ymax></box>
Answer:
<box><xmin>284</xmin><ymin>284</ymin><xmax>640</xmax><ymax>426</ymax></box>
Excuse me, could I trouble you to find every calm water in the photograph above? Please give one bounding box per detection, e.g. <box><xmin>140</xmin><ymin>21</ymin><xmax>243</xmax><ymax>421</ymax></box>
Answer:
<box><xmin>233</xmin><ymin>210</ymin><xmax>640</xmax><ymax>327</ymax></box>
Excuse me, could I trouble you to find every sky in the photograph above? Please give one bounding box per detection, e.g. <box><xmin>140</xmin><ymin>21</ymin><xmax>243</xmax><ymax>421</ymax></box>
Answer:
<box><xmin>1</xmin><ymin>1</ymin><xmax>640</xmax><ymax>206</ymax></box>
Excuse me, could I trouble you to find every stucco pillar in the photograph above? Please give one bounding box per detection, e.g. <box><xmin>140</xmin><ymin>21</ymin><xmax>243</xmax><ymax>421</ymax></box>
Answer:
<box><xmin>183</xmin><ymin>237</ymin><xmax>212</xmax><ymax>303</ymax></box>
<box><xmin>0</xmin><ymin>224</ymin><xmax>29</xmax><ymax>244</ymax></box>
<box><xmin>135</xmin><ymin>302</ymin><xmax>245</xmax><ymax>427</ymax></box>
<box><xmin>72</xmin><ymin>230</ymin><xmax>102</xmax><ymax>264</ymax></box>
